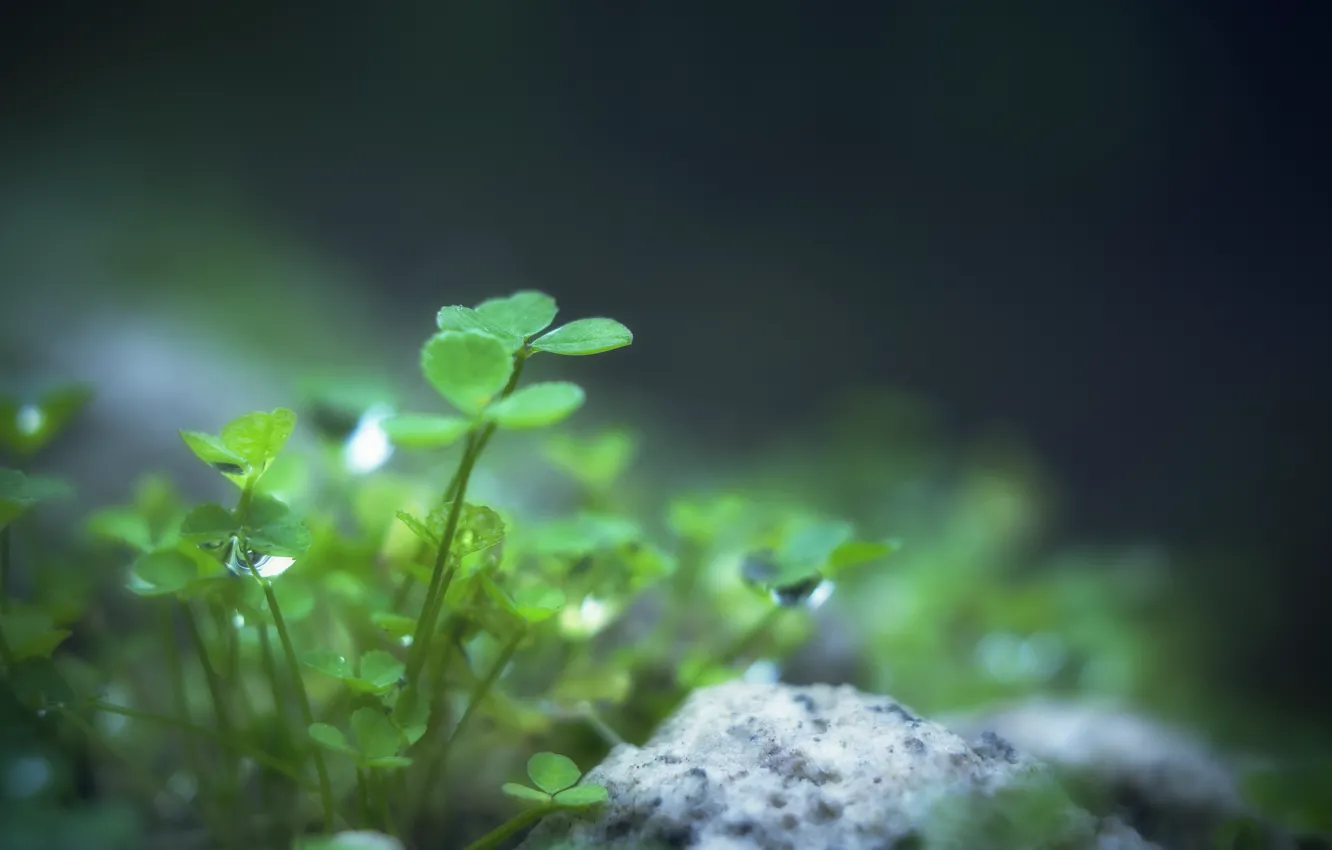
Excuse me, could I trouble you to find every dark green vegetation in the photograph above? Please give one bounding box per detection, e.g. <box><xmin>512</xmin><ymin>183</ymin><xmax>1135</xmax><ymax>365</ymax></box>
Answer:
<box><xmin>1</xmin><ymin>291</ymin><xmax>1327</xmax><ymax>850</ymax></box>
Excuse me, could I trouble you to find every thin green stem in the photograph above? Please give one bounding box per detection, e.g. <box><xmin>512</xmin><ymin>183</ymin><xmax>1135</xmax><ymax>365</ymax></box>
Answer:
<box><xmin>0</xmin><ymin>614</ymin><xmax>14</xmax><ymax>670</ymax></box>
<box><xmin>376</xmin><ymin>771</ymin><xmax>396</xmax><ymax>835</ymax></box>
<box><xmin>463</xmin><ymin>804</ymin><xmax>553</xmax><ymax>850</ymax></box>
<box><xmin>255</xmin><ymin>574</ymin><xmax>336</xmax><ymax>830</ymax></box>
<box><xmin>0</xmin><ymin>524</ymin><xmax>11</xmax><ymax>613</ymax></box>
<box><xmin>180</xmin><ymin>598</ymin><xmax>242</xmax><ymax>825</ymax></box>
<box><xmin>422</xmin><ymin>626</ymin><xmax>523</xmax><ymax>799</ymax></box>
<box><xmin>405</xmin><ymin>352</ymin><xmax>529</xmax><ymax>683</ymax></box>
<box><xmin>356</xmin><ymin>769</ymin><xmax>370</xmax><ymax>829</ymax></box>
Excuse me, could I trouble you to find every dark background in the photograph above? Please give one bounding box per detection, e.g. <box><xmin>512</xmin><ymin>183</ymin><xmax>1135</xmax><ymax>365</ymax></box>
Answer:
<box><xmin>3</xmin><ymin>2</ymin><xmax>1329</xmax><ymax>718</ymax></box>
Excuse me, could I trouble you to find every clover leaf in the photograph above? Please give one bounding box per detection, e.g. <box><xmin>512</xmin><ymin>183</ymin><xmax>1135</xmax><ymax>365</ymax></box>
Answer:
<box><xmin>484</xmin><ymin>382</ymin><xmax>585</xmax><ymax>430</ymax></box>
<box><xmin>502</xmin><ymin>752</ymin><xmax>608</xmax><ymax>811</ymax></box>
<box><xmin>421</xmin><ymin>330</ymin><xmax>515</xmax><ymax>414</ymax></box>
<box><xmin>302</xmin><ymin>649</ymin><xmax>404</xmax><ymax>695</ymax></box>
<box><xmin>531</xmin><ymin>318</ymin><xmax>632</xmax><ymax>356</ymax></box>
<box><xmin>381</xmin><ymin>413</ymin><xmax>473</xmax><ymax>448</ymax></box>
<box><xmin>395</xmin><ymin>502</ymin><xmax>504</xmax><ymax>557</ymax></box>
<box><xmin>180</xmin><ymin>408</ymin><xmax>297</xmax><ymax>484</ymax></box>
<box><xmin>474</xmin><ymin>290</ymin><xmax>559</xmax><ymax>339</ymax></box>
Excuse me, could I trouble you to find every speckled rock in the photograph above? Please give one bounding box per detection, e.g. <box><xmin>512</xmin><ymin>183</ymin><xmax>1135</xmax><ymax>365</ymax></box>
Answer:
<box><xmin>941</xmin><ymin>699</ymin><xmax>1247</xmax><ymax>850</ymax></box>
<box><xmin>517</xmin><ymin>681</ymin><xmax>1153</xmax><ymax>850</ymax></box>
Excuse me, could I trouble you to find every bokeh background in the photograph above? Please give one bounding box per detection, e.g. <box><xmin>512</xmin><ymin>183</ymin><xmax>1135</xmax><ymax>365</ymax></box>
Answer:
<box><xmin>3</xmin><ymin>0</ymin><xmax>1329</xmax><ymax>737</ymax></box>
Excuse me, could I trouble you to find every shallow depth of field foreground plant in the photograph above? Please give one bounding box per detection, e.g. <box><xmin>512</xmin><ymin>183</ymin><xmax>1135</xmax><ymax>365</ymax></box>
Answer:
<box><xmin>0</xmin><ymin>291</ymin><xmax>904</xmax><ymax>850</ymax></box>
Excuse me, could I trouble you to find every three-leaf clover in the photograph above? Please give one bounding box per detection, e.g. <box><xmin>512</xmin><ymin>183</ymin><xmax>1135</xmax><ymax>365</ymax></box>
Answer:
<box><xmin>308</xmin><ymin>707</ymin><xmax>412</xmax><ymax>770</ymax></box>
<box><xmin>502</xmin><ymin>752</ymin><xmax>609</xmax><ymax>809</ymax></box>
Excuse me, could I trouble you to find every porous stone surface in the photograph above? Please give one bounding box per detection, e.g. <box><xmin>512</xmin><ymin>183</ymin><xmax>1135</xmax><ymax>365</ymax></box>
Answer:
<box><xmin>941</xmin><ymin>699</ymin><xmax>1247</xmax><ymax>850</ymax></box>
<box><xmin>517</xmin><ymin>681</ymin><xmax>1152</xmax><ymax>850</ymax></box>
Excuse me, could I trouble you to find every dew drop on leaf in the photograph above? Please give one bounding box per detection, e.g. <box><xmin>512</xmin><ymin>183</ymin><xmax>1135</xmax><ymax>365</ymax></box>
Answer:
<box><xmin>219</xmin><ymin>536</ymin><xmax>295</xmax><ymax>579</ymax></box>
<box><xmin>769</xmin><ymin>575</ymin><xmax>829</xmax><ymax>608</ymax></box>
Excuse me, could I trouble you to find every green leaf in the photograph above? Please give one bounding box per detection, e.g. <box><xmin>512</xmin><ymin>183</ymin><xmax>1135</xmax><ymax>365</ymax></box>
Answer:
<box><xmin>395</xmin><ymin>503</ymin><xmax>504</xmax><ymax>557</ymax></box>
<box><xmin>381</xmin><ymin>414</ymin><xmax>472</xmax><ymax>448</ymax></box>
<box><xmin>776</xmin><ymin>518</ymin><xmax>855</xmax><ymax>582</ymax></box>
<box><xmin>244</xmin><ymin>495</ymin><xmax>312</xmax><ymax>558</ymax></box>
<box><xmin>554</xmin><ymin>784</ymin><xmax>609</xmax><ymax>808</ymax></box>
<box><xmin>420</xmin><ymin>330</ymin><xmax>515</xmax><ymax>414</ymax></box>
<box><xmin>545</xmin><ymin>429</ymin><xmax>638</xmax><ymax>489</ymax></box>
<box><xmin>351</xmin><ymin>706</ymin><xmax>404</xmax><ymax>762</ymax></box>
<box><xmin>484</xmin><ymin>382</ymin><xmax>586</xmax><ymax>430</ymax></box>
<box><xmin>512</xmin><ymin>585</ymin><xmax>566</xmax><ymax>623</ymax></box>
<box><xmin>86</xmin><ymin>507</ymin><xmax>155</xmax><ymax>552</ymax></box>
<box><xmin>531</xmin><ymin>318</ymin><xmax>632</xmax><ymax>356</ymax></box>
<box><xmin>179</xmin><ymin>503</ymin><xmax>237</xmax><ymax>545</ymax></box>
<box><xmin>308</xmin><ymin>723</ymin><xmax>357</xmax><ymax>756</ymax></box>
<box><xmin>501</xmin><ymin>783</ymin><xmax>552</xmax><ymax>805</ymax></box>
<box><xmin>825</xmin><ymin>539</ymin><xmax>900</xmax><ymax>575</ymax></box>
<box><xmin>475</xmin><ymin>290</ymin><xmax>559</xmax><ymax>339</ymax></box>
<box><xmin>220</xmin><ymin>408</ymin><xmax>298</xmax><ymax>472</ymax></box>
<box><xmin>436</xmin><ymin>306</ymin><xmax>523</xmax><ymax>353</ymax></box>
<box><xmin>0</xmin><ymin>608</ymin><xmax>71</xmax><ymax>661</ymax></box>
<box><xmin>391</xmin><ymin>684</ymin><xmax>429</xmax><ymax>745</ymax></box>
<box><xmin>303</xmin><ymin>651</ymin><xmax>354</xmax><ymax>680</ymax></box>
<box><xmin>357</xmin><ymin>651</ymin><xmax>405</xmax><ymax>692</ymax></box>
<box><xmin>179</xmin><ymin>431</ymin><xmax>250</xmax><ymax>477</ymax></box>
<box><xmin>371</xmin><ymin>612</ymin><xmax>417</xmax><ymax>639</ymax></box>
<box><xmin>527</xmin><ymin>752</ymin><xmax>583</xmax><ymax>794</ymax></box>
<box><xmin>529</xmin><ymin>512</ymin><xmax>640</xmax><ymax>556</ymax></box>
<box><xmin>0</xmin><ymin>469</ymin><xmax>73</xmax><ymax>527</ymax></box>
<box><xmin>126</xmin><ymin>550</ymin><xmax>197</xmax><ymax>597</ymax></box>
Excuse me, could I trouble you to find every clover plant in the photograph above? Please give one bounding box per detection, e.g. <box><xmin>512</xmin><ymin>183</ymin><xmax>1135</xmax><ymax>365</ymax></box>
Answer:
<box><xmin>3</xmin><ymin>291</ymin><xmax>896</xmax><ymax>849</ymax></box>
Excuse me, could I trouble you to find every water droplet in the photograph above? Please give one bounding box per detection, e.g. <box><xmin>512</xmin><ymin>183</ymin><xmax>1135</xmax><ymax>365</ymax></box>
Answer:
<box><xmin>769</xmin><ymin>574</ymin><xmax>825</xmax><ymax>607</ymax></box>
<box><xmin>343</xmin><ymin>403</ymin><xmax>394</xmax><ymax>474</ymax></box>
<box><xmin>15</xmin><ymin>404</ymin><xmax>44</xmax><ymax>437</ymax></box>
<box><xmin>232</xmin><ymin>612</ymin><xmax>246</xmax><ymax>629</ymax></box>
<box><xmin>220</xmin><ymin>537</ymin><xmax>295</xmax><ymax>579</ymax></box>
<box><xmin>211</xmin><ymin>462</ymin><xmax>246</xmax><ymax>475</ymax></box>
<box><xmin>4</xmin><ymin>756</ymin><xmax>52</xmax><ymax>798</ymax></box>
<box><xmin>559</xmin><ymin>595</ymin><xmax>613</xmax><ymax>637</ymax></box>
<box><xmin>398</xmin><ymin>635</ymin><xmax>413</xmax><ymax>648</ymax></box>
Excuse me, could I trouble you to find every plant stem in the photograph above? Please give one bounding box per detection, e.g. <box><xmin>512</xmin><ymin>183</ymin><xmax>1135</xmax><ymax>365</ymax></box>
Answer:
<box><xmin>254</xmin><ymin>574</ymin><xmax>337</xmax><ymax>831</ymax></box>
<box><xmin>180</xmin><ymin>599</ymin><xmax>243</xmax><ymax>826</ymax></box>
<box><xmin>419</xmin><ymin>626</ymin><xmax>523</xmax><ymax>807</ymax></box>
<box><xmin>0</xmin><ymin>524</ymin><xmax>10</xmax><ymax>613</ymax></box>
<box><xmin>356</xmin><ymin>768</ymin><xmax>370</xmax><ymax>829</ymax></box>
<box><xmin>463</xmin><ymin>805</ymin><xmax>553</xmax><ymax>850</ymax></box>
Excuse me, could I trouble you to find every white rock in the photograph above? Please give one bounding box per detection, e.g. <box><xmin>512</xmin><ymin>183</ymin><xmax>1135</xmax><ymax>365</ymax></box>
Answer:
<box><xmin>518</xmin><ymin>681</ymin><xmax>1151</xmax><ymax>850</ymax></box>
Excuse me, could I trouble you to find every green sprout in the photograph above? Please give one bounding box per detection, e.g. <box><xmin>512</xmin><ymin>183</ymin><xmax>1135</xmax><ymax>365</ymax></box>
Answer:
<box><xmin>461</xmin><ymin>752</ymin><xmax>608</xmax><ymax>850</ymax></box>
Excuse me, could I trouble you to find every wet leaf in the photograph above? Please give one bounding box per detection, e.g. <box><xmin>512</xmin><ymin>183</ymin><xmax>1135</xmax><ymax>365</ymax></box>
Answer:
<box><xmin>436</xmin><ymin>306</ymin><xmax>523</xmax><ymax>353</ymax></box>
<box><xmin>245</xmin><ymin>495</ymin><xmax>312</xmax><ymax>558</ymax></box>
<box><xmin>126</xmin><ymin>550</ymin><xmax>197</xmax><ymax>597</ymax></box>
<box><xmin>179</xmin><ymin>431</ymin><xmax>249</xmax><ymax>479</ymax></box>
<box><xmin>391</xmin><ymin>684</ymin><xmax>429</xmax><ymax>745</ymax></box>
<box><xmin>303</xmin><ymin>651</ymin><xmax>354</xmax><ymax>680</ymax></box>
<box><xmin>357</xmin><ymin>651</ymin><xmax>405</xmax><ymax>693</ymax></box>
